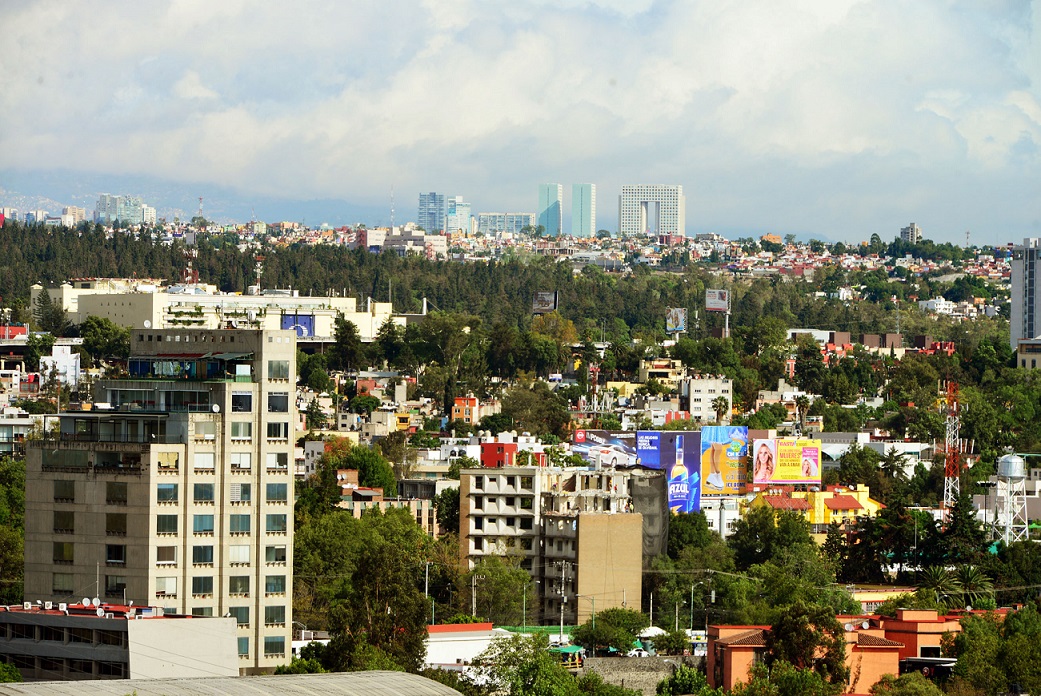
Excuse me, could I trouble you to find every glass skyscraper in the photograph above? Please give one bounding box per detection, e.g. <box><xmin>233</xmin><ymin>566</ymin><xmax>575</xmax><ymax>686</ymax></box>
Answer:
<box><xmin>571</xmin><ymin>183</ymin><xmax>596</xmax><ymax>237</ymax></box>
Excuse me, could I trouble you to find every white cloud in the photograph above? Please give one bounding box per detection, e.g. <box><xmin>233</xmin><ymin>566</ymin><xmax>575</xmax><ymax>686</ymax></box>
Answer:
<box><xmin>0</xmin><ymin>0</ymin><xmax>1037</xmax><ymax>240</ymax></box>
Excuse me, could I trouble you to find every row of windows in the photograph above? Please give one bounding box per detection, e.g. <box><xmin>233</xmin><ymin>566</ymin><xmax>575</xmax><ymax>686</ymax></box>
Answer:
<box><xmin>223</xmin><ymin>605</ymin><xmax>286</xmax><ymax>625</ymax></box>
<box><xmin>473</xmin><ymin>516</ymin><xmax>533</xmax><ymax>531</ymax></box>
<box><xmin>157</xmin><ymin>483</ymin><xmax>288</xmax><ymax>503</ymax></box>
<box><xmin>158</xmin><ymin>514</ymin><xmax>287</xmax><ymax>535</ymax></box>
<box><xmin>229</xmin><ymin>393</ymin><xmax>292</xmax><ymax>414</ymax></box>
<box><xmin>190</xmin><ymin>452</ymin><xmax>290</xmax><ymax>471</ymax></box>
<box><xmin>239</xmin><ymin>635</ymin><xmax>285</xmax><ymax>657</ymax></box>
<box><xmin>52</xmin><ymin>543</ymin><xmax>288</xmax><ymax>570</ymax></box>
<box><xmin>471</xmin><ymin>475</ymin><xmax>534</xmax><ymax>491</ymax></box>
<box><xmin>156</xmin><ymin>574</ymin><xmax>287</xmax><ymax>596</ymax></box>
<box><xmin>473</xmin><ymin>495</ymin><xmax>534</xmax><ymax>511</ymax></box>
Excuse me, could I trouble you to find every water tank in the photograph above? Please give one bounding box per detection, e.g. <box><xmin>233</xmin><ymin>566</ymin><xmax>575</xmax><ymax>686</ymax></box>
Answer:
<box><xmin>997</xmin><ymin>454</ymin><xmax>1026</xmax><ymax>480</ymax></box>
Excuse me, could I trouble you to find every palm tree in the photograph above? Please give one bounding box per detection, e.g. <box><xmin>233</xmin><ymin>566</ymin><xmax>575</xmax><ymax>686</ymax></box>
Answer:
<box><xmin>794</xmin><ymin>395</ymin><xmax>810</xmax><ymax>429</ymax></box>
<box><xmin>919</xmin><ymin>566</ymin><xmax>962</xmax><ymax>609</ymax></box>
<box><xmin>712</xmin><ymin>396</ymin><xmax>730</xmax><ymax>424</ymax></box>
<box><xmin>879</xmin><ymin>448</ymin><xmax>908</xmax><ymax>482</ymax></box>
<box><xmin>956</xmin><ymin>565</ymin><xmax>994</xmax><ymax>608</ymax></box>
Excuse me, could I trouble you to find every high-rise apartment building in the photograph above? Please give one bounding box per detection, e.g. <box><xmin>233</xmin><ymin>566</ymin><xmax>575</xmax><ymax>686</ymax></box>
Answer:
<box><xmin>537</xmin><ymin>184</ymin><xmax>563</xmax><ymax>236</ymax></box>
<box><xmin>445</xmin><ymin>196</ymin><xmax>472</xmax><ymax>236</ymax></box>
<box><xmin>62</xmin><ymin>206</ymin><xmax>87</xmax><ymax>224</ymax></box>
<box><xmin>24</xmin><ymin>328</ymin><xmax>296</xmax><ymax>674</ymax></box>
<box><xmin>94</xmin><ymin>195</ymin><xmax>153</xmax><ymax>225</ymax></box>
<box><xmin>900</xmin><ymin>223</ymin><xmax>922</xmax><ymax>244</ymax></box>
<box><xmin>476</xmin><ymin>213</ymin><xmax>535</xmax><ymax>236</ymax></box>
<box><xmin>417</xmin><ymin>192</ymin><xmax>445</xmax><ymax>234</ymax></box>
<box><xmin>1011</xmin><ymin>239</ymin><xmax>1041</xmax><ymax>353</ymax></box>
<box><xmin>618</xmin><ymin>185</ymin><xmax>685</xmax><ymax>237</ymax></box>
<box><xmin>571</xmin><ymin>184</ymin><xmax>596</xmax><ymax>238</ymax></box>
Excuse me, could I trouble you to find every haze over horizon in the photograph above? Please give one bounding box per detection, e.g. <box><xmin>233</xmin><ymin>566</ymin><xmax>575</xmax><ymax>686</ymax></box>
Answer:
<box><xmin>1</xmin><ymin>1</ymin><xmax>1039</xmax><ymax>244</ymax></box>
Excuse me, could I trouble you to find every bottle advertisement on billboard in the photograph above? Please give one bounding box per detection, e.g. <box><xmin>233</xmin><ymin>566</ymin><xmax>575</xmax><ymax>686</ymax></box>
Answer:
<box><xmin>662</xmin><ymin>431</ymin><xmax>701</xmax><ymax>513</ymax></box>
<box><xmin>699</xmin><ymin>426</ymin><xmax>748</xmax><ymax>495</ymax></box>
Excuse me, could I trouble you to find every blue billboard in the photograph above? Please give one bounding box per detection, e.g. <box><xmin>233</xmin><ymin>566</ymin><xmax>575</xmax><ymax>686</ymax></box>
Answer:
<box><xmin>638</xmin><ymin>430</ymin><xmax>701</xmax><ymax>512</ymax></box>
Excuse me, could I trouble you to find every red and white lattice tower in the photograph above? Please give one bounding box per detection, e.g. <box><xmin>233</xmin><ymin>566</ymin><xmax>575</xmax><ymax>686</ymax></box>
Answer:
<box><xmin>942</xmin><ymin>381</ymin><xmax>961</xmax><ymax>518</ymax></box>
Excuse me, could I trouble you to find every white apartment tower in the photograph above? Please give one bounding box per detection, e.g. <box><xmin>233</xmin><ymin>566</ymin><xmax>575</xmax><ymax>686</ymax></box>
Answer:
<box><xmin>1011</xmin><ymin>239</ymin><xmax>1041</xmax><ymax>352</ymax></box>
<box><xmin>24</xmin><ymin>329</ymin><xmax>296</xmax><ymax>674</ymax></box>
<box><xmin>618</xmin><ymin>185</ymin><xmax>685</xmax><ymax>237</ymax></box>
<box><xmin>571</xmin><ymin>184</ymin><xmax>596</xmax><ymax>238</ymax></box>
<box><xmin>537</xmin><ymin>184</ymin><xmax>563</xmax><ymax>236</ymax></box>
<box><xmin>900</xmin><ymin>223</ymin><xmax>922</xmax><ymax>244</ymax></box>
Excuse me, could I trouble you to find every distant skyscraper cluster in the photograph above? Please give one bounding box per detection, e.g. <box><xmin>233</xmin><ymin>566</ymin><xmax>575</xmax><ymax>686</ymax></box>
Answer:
<box><xmin>537</xmin><ymin>183</ymin><xmax>563</xmax><ymax>236</ymax></box>
<box><xmin>618</xmin><ymin>185</ymin><xmax>685</xmax><ymax>237</ymax></box>
<box><xmin>445</xmin><ymin>196</ymin><xmax>472</xmax><ymax>235</ymax></box>
<box><xmin>417</xmin><ymin>192</ymin><xmax>445</xmax><ymax>233</ymax></box>
<box><xmin>95</xmin><ymin>193</ymin><xmax>156</xmax><ymax>225</ymax></box>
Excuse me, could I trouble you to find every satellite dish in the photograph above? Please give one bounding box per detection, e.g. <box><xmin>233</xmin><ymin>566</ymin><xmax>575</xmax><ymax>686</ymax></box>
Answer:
<box><xmin>81</xmin><ymin>597</ymin><xmax>91</xmax><ymax>607</ymax></box>
<box><xmin>96</xmin><ymin>608</ymin><xmax>105</xmax><ymax>617</ymax></box>
<box><xmin>862</xmin><ymin>621</ymin><xmax>870</xmax><ymax>630</ymax></box>
<box><xmin>966</xmin><ymin>605</ymin><xmax>973</xmax><ymax>612</ymax></box>
<box><xmin>844</xmin><ymin>623</ymin><xmax>854</xmax><ymax>632</ymax></box>
<box><xmin>212</xmin><ymin>404</ymin><xmax>220</xmax><ymax>413</ymax></box>
<box><xmin>91</xmin><ymin>597</ymin><xmax>100</xmax><ymax>607</ymax></box>
<box><xmin>143</xmin><ymin>320</ymin><xmax>152</xmax><ymax>329</ymax></box>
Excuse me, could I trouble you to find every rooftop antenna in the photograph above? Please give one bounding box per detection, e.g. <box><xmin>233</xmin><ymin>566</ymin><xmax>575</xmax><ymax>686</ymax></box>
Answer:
<box><xmin>965</xmin><ymin>229</ymin><xmax>970</xmax><ymax>250</ymax></box>
<box><xmin>390</xmin><ymin>185</ymin><xmax>395</xmax><ymax>232</ymax></box>
<box><xmin>254</xmin><ymin>254</ymin><xmax>264</xmax><ymax>293</ymax></box>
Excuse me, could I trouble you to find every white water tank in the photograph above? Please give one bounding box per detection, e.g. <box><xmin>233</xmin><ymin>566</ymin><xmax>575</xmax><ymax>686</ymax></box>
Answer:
<box><xmin>997</xmin><ymin>454</ymin><xmax>1026</xmax><ymax>480</ymax></box>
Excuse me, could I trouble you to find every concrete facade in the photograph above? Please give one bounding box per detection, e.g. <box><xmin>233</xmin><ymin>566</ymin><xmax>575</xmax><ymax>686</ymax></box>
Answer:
<box><xmin>23</xmin><ymin>329</ymin><xmax>296</xmax><ymax>673</ymax></box>
<box><xmin>618</xmin><ymin>185</ymin><xmax>685</xmax><ymax>237</ymax></box>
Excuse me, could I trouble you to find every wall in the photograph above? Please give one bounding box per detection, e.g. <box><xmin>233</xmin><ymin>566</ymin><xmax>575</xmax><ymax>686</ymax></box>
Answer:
<box><xmin>127</xmin><ymin>616</ymin><xmax>238</xmax><ymax>678</ymax></box>
<box><xmin>575</xmin><ymin>514</ymin><xmax>643</xmax><ymax>626</ymax></box>
<box><xmin>582</xmin><ymin>656</ymin><xmax>700</xmax><ymax>696</ymax></box>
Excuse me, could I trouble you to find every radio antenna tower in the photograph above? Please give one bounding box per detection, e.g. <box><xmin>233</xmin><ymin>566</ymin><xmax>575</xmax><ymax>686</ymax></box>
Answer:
<box><xmin>941</xmin><ymin>381</ymin><xmax>962</xmax><ymax>519</ymax></box>
<box><xmin>390</xmin><ymin>186</ymin><xmax>395</xmax><ymax>232</ymax></box>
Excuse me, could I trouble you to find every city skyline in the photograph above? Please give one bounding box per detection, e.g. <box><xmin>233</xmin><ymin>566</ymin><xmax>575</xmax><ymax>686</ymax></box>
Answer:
<box><xmin>0</xmin><ymin>2</ymin><xmax>1038</xmax><ymax>244</ymax></box>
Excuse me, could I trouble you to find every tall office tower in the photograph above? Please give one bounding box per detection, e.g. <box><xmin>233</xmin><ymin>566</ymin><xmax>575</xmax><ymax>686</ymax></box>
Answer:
<box><xmin>537</xmin><ymin>184</ymin><xmax>563</xmax><ymax>236</ymax></box>
<box><xmin>445</xmin><ymin>196</ymin><xmax>472</xmax><ymax>235</ymax></box>
<box><xmin>618</xmin><ymin>185</ymin><xmax>685</xmax><ymax>237</ymax></box>
<box><xmin>116</xmin><ymin>196</ymin><xmax>145</xmax><ymax>224</ymax></box>
<box><xmin>900</xmin><ymin>223</ymin><xmax>922</xmax><ymax>244</ymax></box>
<box><xmin>571</xmin><ymin>184</ymin><xmax>596</xmax><ymax>237</ymax></box>
<box><xmin>476</xmin><ymin>213</ymin><xmax>536</xmax><ymax>236</ymax></box>
<box><xmin>1011</xmin><ymin>239</ymin><xmax>1041</xmax><ymax>352</ymax></box>
<box><xmin>95</xmin><ymin>195</ymin><xmax>120</xmax><ymax>223</ymax></box>
<box><xmin>25</xmin><ymin>329</ymin><xmax>296</xmax><ymax>673</ymax></box>
<box><xmin>417</xmin><ymin>192</ymin><xmax>445</xmax><ymax>233</ymax></box>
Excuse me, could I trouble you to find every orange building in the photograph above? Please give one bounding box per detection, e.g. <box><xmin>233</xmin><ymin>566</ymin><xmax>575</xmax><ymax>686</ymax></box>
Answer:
<box><xmin>452</xmin><ymin>396</ymin><xmax>479</xmax><ymax>425</ymax></box>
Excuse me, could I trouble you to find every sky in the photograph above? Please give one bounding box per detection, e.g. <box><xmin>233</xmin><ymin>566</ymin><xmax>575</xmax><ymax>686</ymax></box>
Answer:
<box><xmin>1</xmin><ymin>0</ymin><xmax>1039</xmax><ymax>243</ymax></box>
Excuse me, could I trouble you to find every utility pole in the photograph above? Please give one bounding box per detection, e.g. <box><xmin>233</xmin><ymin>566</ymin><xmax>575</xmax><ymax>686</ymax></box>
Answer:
<box><xmin>558</xmin><ymin>560</ymin><xmax>571</xmax><ymax>644</ymax></box>
<box><xmin>425</xmin><ymin>562</ymin><xmax>432</xmax><ymax>624</ymax></box>
<box><xmin>471</xmin><ymin>574</ymin><xmax>485</xmax><ymax>618</ymax></box>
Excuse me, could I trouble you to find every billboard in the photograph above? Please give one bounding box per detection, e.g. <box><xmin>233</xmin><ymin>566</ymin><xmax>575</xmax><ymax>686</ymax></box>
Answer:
<box><xmin>751</xmin><ymin>438</ymin><xmax>822</xmax><ymax>485</ymax></box>
<box><xmin>666</xmin><ymin>307</ymin><xmax>688</xmax><ymax>333</ymax></box>
<box><xmin>281</xmin><ymin>313</ymin><xmax>316</xmax><ymax>337</ymax></box>
<box><xmin>533</xmin><ymin>291</ymin><xmax>559</xmax><ymax>314</ymax></box>
<box><xmin>706</xmin><ymin>289</ymin><xmax>730</xmax><ymax>312</ymax></box>
<box><xmin>664</xmin><ymin>431</ymin><xmax>702</xmax><ymax>513</ymax></box>
<box><xmin>699</xmin><ymin>426</ymin><xmax>748</xmax><ymax>496</ymax></box>
<box><xmin>572</xmin><ymin>430</ymin><xmax>637</xmax><ymax>467</ymax></box>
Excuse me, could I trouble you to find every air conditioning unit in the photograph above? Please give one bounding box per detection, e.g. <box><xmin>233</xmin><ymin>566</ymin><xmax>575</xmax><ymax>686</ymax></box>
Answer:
<box><xmin>44</xmin><ymin>602</ymin><xmax>52</xmax><ymax>610</ymax></box>
<box><xmin>22</xmin><ymin>602</ymin><xmax>31</xmax><ymax>610</ymax></box>
<box><xmin>58</xmin><ymin>603</ymin><xmax>67</xmax><ymax>612</ymax></box>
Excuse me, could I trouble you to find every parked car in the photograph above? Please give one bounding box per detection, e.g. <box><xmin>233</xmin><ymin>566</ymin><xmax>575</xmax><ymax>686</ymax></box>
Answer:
<box><xmin>627</xmin><ymin>648</ymin><xmax>651</xmax><ymax>658</ymax></box>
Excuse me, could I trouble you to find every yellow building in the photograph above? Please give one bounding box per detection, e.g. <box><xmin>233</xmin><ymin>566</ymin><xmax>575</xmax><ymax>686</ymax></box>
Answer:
<box><xmin>752</xmin><ymin>485</ymin><xmax>884</xmax><ymax>536</ymax></box>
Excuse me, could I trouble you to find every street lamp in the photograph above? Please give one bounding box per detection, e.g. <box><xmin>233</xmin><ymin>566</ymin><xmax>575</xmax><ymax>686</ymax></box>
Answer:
<box><xmin>576</xmin><ymin>594</ymin><xmax>596</xmax><ymax>628</ymax></box>
<box><xmin>523</xmin><ymin>580</ymin><xmax>541</xmax><ymax>631</ymax></box>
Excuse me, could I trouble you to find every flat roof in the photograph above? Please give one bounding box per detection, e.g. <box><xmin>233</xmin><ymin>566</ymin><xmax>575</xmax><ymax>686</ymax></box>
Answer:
<box><xmin>0</xmin><ymin>671</ymin><xmax>462</xmax><ymax>696</ymax></box>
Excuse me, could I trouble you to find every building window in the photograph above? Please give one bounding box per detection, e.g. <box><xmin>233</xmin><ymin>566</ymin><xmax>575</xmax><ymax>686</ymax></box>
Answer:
<box><xmin>520</xmin><ymin>476</ymin><xmax>533</xmax><ymax>489</ymax></box>
<box><xmin>474</xmin><ymin>517</ymin><xmax>484</xmax><ymax>530</ymax></box>
<box><xmin>53</xmin><ymin>479</ymin><xmax>75</xmax><ymax>502</ymax></box>
<box><xmin>520</xmin><ymin>497</ymin><xmax>533</xmax><ymax>510</ymax></box>
<box><xmin>105</xmin><ymin>481</ymin><xmax>127</xmax><ymax>505</ymax></box>
<box><xmin>194</xmin><ymin>452</ymin><xmax>215</xmax><ymax>470</ymax></box>
<box><xmin>157</xmin><ymin>546</ymin><xmax>176</xmax><ymax>564</ymax></box>
<box><xmin>266</xmin><ymin>483</ymin><xmax>288</xmax><ymax>503</ymax></box>
<box><xmin>106</xmin><ymin>544</ymin><xmax>126</xmax><ymax>565</ymax></box>
<box><xmin>474</xmin><ymin>496</ymin><xmax>483</xmax><ymax>510</ymax></box>
<box><xmin>194</xmin><ymin>483</ymin><xmax>215</xmax><ymax>503</ymax></box>
<box><xmin>52</xmin><ymin>541</ymin><xmax>74</xmax><ymax>565</ymax></box>
<box><xmin>231</xmin><ymin>421</ymin><xmax>253</xmax><ymax>441</ymax></box>
<box><xmin>53</xmin><ymin>510</ymin><xmax>74</xmax><ymax>534</ymax></box>
<box><xmin>192</xmin><ymin>576</ymin><xmax>213</xmax><ymax>595</ymax></box>
<box><xmin>265</xmin><ymin>575</ymin><xmax>286</xmax><ymax>594</ymax></box>
<box><xmin>105</xmin><ymin>575</ymin><xmax>126</xmax><ymax>597</ymax></box>
<box><xmin>157</xmin><ymin>452</ymin><xmax>179</xmax><ymax>471</ymax></box>
<box><xmin>266</xmin><ymin>452</ymin><xmax>288</xmax><ymax>470</ymax></box>
<box><xmin>520</xmin><ymin>518</ymin><xmax>533</xmax><ymax>530</ymax></box>
<box><xmin>264</xmin><ymin>636</ymin><xmax>285</xmax><ymax>656</ymax></box>
<box><xmin>231</xmin><ymin>392</ymin><xmax>253</xmax><ymax>413</ymax></box>
<box><xmin>229</xmin><ymin>545</ymin><xmax>250</xmax><ymax>564</ymax></box>
<box><xmin>238</xmin><ymin>636</ymin><xmax>249</xmax><ymax>656</ymax></box>
<box><xmin>193</xmin><ymin>514</ymin><xmax>215</xmax><ymax>534</ymax></box>
<box><xmin>195</xmin><ymin>421</ymin><xmax>216</xmax><ymax>440</ymax></box>
<box><xmin>473</xmin><ymin>538</ymin><xmax>483</xmax><ymax>551</ymax></box>
<box><xmin>157</xmin><ymin>514</ymin><xmax>178</xmax><ymax>535</ymax></box>
<box><xmin>474</xmin><ymin>476</ymin><xmax>484</xmax><ymax>490</ymax></box>
<box><xmin>52</xmin><ymin>573</ymin><xmax>74</xmax><ymax>594</ymax></box>
<box><xmin>266</xmin><ymin>514</ymin><xmax>287</xmax><ymax>533</ymax></box>
<box><xmin>230</xmin><ymin>453</ymin><xmax>252</xmax><ymax>471</ymax></box>
<box><xmin>266</xmin><ymin>545</ymin><xmax>287</xmax><ymax>563</ymax></box>
<box><xmin>192</xmin><ymin>607</ymin><xmax>214</xmax><ymax>617</ymax></box>
<box><xmin>193</xmin><ymin>545</ymin><xmax>213</xmax><ymax>564</ymax></box>
<box><xmin>230</xmin><ymin>514</ymin><xmax>251</xmax><ymax>534</ymax></box>
<box><xmin>268</xmin><ymin>360</ymin><xmax>290</xmax><ymax>380</ymax></box>
<box><xmin>156</xmin><ymin>576</ymin><xmax>177</xmax><ymax>597</ymax></box>
<box><xmin>229</xmin><ymin>576</ymin><xmax>250</xmax><ymax>595</ymax></box>
<box><xmin>230</xmin><ymin>483</ymin><xmax>252</xmax><ymax>503</ymax></box>
<box><xmin>265</xmin><ymin>606</ymin><xmax>286</xmax><ymax>625</ymax></box>
<box><xmin>106</xmin><ymin>513</ymin><xmax>127</xmax><ymax>536</ymax></box>
<box><xmin>506</xmin><ymin>476</ymin><xmax>516</xmax><ymax>488</ymax></box>
<box><xmin>228</xmin><ymin>607</ymin><xmax>249</xmax><ymax>626</ymax></box>
<box><xmin>157</xmin><ymin>483</ymin><xmax>178</xmax><ymax>503</ymax></box>
<box><xmin>267</xmin><ymin>422</ymin><xmax>289</xmax><ymax>439</ymax></box>
<box><xmin>267</xmin><ymin>392</ymin><xmax>289</xmax><ymax>413</ymax></box>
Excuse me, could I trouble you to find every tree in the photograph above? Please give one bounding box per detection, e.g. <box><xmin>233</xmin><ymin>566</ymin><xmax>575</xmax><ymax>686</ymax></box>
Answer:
<box><xmin>23</xmin><ymin>332</ymin><xmax>55</xmax><ymax>371</ymax></box>
<box><xmin>329</xmin><ymin>316</ymin><xmax>364</xmax><ymax>372</ymax></box>
<box><xmin>78</xmin><ymin>315</ymin><xmax>130</xmax><ymax>365</ymax></box>
<box><xmin>500</xmin><ymin>382</ymin><xmax>570</xmax><ymax>439</ymax></box>
<box><xmin>712</xmin><ymin>396</ymin><xmax>730</xmax><ymax>423</ymax></box>
<box><xmin>667</xmin><ymin>512</ymin><xmax>714</xmax><ymax>560</ymax></box>
<box><xmin>474</xmin><ymin>633</ymin><xmax>580</xmax><ymax>696</ymax></box>
<box><xmin>349</xmin><ymin>394</ymin><xmax>381</xmax><ymax>414</ymax></box>
<box><xmin>656</xmin><ymin>665</ymin><xmax>721</xmax><ymax>695</ymax></box>
<box><xmin>32</xmin><ymin>289</ymin><xmax>71</xmax><ymax>336</ymax></box>
<box><xmin>869</xmin><ymin>672</ymin><xmax>944</xmax><ymax>696</ymax></box>
<box><xmin>305</xmin><ymin>398</ymin><xmax>328</xmax><ymax>430</ymax></box>
<box><xmin>765</xmin><ymin>601</ymin><xmax>848</xmax><ymax>688</ymax></box>
<box><xmin>0</xmin><ymin>662</ymin><xmax>19</xmax><ymax>683</ymax></box>
<box><xmin>416</xmin><ymin>311</ymin><xmax>481</xmax><ymax>415</ymax></box>
<box><xmin>573</xmin><ymin>607</ymin><xmax>649</xmax><ymax>656</ymax></box>
<box><xmin>341</xmin><ymin>446</ymin><xmax>397</xmax><ymax>496</ymax></box>
<box><xmin>469</xmin><ymin>555</ymin><xmax>530</xmax><ymax>625</ymax></box>
<box><xmin>433</xmin><ymin>486</ymin><xmax>460</xmax><ymax>535</ymax></box>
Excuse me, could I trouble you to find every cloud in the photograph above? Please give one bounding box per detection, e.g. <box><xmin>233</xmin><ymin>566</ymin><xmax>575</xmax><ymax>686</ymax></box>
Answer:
<box><xmin>0</xmin><ymin>0</ymin><xmax>1038</xmax><ymax>240</ymax></box>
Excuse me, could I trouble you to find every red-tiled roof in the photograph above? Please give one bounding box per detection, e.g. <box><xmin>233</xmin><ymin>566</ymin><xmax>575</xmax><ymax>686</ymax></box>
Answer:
<box><xmin>717</xmin><ymin>629</ymin><xmax>767</xmax><ymax>647</ymax></box>
<box><xmin>856</xmin><ymin>633</ymin><xmax>904</xmax><ymax>648</ymax></box>
<box><xmin>763</xmin><ymin>496</ymin><xmax>811</xmax><ymax>510</ymax></box>
<box><xmin>825</xmin><ymin>495</ymin><xmax>863</xmax><ymax>511</ymax></box>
